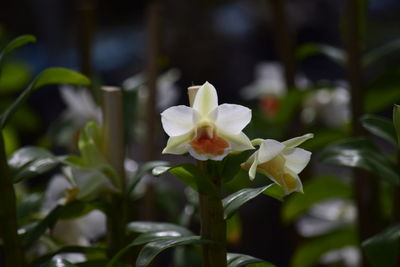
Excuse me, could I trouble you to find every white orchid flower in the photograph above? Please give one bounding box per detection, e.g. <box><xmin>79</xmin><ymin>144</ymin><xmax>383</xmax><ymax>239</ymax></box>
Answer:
<box><xmin>241</xmin><ymin>133</ymin><xmax>313</xmax><ymax>194</ymax></box>
<box><xmin>161</xmin><ymin>81</ymin><xmax>254</xmax><ymax>161</ymax></box>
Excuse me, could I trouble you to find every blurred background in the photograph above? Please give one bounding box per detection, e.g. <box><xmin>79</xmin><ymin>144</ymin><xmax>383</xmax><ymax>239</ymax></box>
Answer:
<box><xmin>1</xmin><ymin>0</ymin><xmax>400</xmax><ymax>266</ymax></box>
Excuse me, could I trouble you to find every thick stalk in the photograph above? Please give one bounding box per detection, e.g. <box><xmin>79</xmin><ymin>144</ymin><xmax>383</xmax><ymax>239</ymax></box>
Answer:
<box><xmin>198</xmin><ymin>162</ymin><xmax>227</xmax><ymax>267</ymax></box>
<box><xmin>101</xmin><ymin>87</ymin><xmax>127</xmax><ymax>256</ymax></box>
<box><xmin>0</xmin><ymin>132</ymin><xmax>26</xmax><ymax>267</ymax></box>
<box><xmin>188</xmin><ymin>87</ymin><xmax>227</xmax><ymax>267</ymax></box>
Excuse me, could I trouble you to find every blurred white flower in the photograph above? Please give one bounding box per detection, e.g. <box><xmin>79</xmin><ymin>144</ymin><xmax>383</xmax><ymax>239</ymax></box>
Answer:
<box><xmin>321</xmin><ymin>246</ymin><xmax>360</xmax><ymax>267</ymax></box>
<box><xmin>302</xmin><ymin>82</ymin><xmax>350</xmax><ymax>128</ymax></box>
<box><xmin>122</xmin><ymin>68</ymin><xmax>180</xmax><ymax>111</ymax></box>
<box><xmin>59</xmin><ymin>86</ymin><xmax>102</xmax><ymax>127</ymax></box>
<box><xmin>241</xmin><ymin>62</ymin><xmax>309</xmax><ymax>118</ymax></box>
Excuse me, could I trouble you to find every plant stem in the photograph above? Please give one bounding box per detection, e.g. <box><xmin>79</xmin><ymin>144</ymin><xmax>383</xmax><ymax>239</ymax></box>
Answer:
<box><xmin>198</xmin><ymin>161</ymin><xmax>227</xmax><ymax>267</ymax></box>
<box><xmin>0</xmin><ymin>132</ymin><xmax>26</xmax><ymax>267</ymax></box>
<box><xmin>188</xmin><ymin>86</ymin><xmax>227</xmax><ymax>267</ymax></box>
<box><xmin>101</xmin><ymin>87</ymin><xmax>127</xmax><ymax>257</ymax></box>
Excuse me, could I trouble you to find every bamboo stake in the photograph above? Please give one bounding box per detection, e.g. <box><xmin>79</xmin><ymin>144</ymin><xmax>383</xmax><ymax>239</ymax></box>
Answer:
<box><xmin>188</xmin><ymin>86</ymin><xmax>227</xmax><ymax>267</ymax></box>
<box><xmin>101</xmin><ymin>86</ymin><xmax>126</xmax><ymax>256</ymax></box>
<box><xmin>0</xmin><ymin>132</ymin><xmax>26</xmax><ymax>267</ymax></box>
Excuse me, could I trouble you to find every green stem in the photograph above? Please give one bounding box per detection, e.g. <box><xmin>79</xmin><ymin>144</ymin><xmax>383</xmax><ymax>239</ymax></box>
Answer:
<box><xmin>0</xmin><ymin>132</ymin><xmax>26</xmax><ymax>267</ymax></box>
<box><xmin>198</xmin><ymin>161</ymin><xmax>227</xmax><ymax>267</ymax></box>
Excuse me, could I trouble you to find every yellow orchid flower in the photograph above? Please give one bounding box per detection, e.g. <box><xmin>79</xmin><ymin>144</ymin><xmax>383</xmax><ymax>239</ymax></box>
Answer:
<box><xmin>241</xmin><ymin>133</ymin><xmax>313</xmax><ymax>194</ymax></box>
<box><xmin>161</xmin><ymin>82</ymin><xmax>254</xmax><ymax>161</ymax></box>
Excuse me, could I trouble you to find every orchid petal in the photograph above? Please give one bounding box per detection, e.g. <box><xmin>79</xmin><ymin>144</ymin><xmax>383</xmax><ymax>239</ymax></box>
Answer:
<box><xmin>258</xmin><ymin>139</ymin><xmax>285</xmax><ymax>163</ymax></box>
<box><xmin>248</xmin><ymin>154</ymin><xmax>259</xmax><ymax>180</ymax></box>
<box><xmin>283</xmin><ymin>147</ymin><xmax>312</xmax><ymax>174</ymax></box>
<box><xmin>214</xmin><ymin>104</ymin><xmax>252</xmax><ymax>134</ymax></box>
<box><xmin>218</xmin><ymin>131</ymin><xmax>254</xmax><ymax>152</ymax></box>
<box><xmin>161</xmin><ymin>106</ymin><xmax>196</xmax><ymax>136</ymax></box>
<box><xmin>193</xmin><ymin>82</ymin><xmax>218</xmax><ymax>117</ymax></box>
<box><xmin>186</xmin><ymin>145</ymin><xmax>229</xmax><ymax>161</ymax></box>
<box><xmin>162</xmin><ymin>131</ymin><xmax>194</xmax><ymax>155</ymax></box>
<box><xmin>282</xmin><ymin>170</ymin><xmax>303</xmax><ymax>194</ymax></box>
<box><xmin>282</xmin><ymin>133</ymin><xmax>314</xmax><ymax>148</ymax></box>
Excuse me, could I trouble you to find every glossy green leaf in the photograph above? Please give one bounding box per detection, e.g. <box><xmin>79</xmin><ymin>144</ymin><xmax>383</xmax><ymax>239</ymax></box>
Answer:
<box><xmin>394</xmin><ymin>104</ymin><xmax>400</xmax><ymax>146</ymax></box>
<box><xmin>220</xmin><ymin>151</ymin><xmax>251</xmax><ymax>183</ymax></box>
<box><xmin>126</xmin><ymin>221</ymin><xmax>192</xmax><ymax>236</ymax></box>
<box><xmin>126</xmin><ymin>160</ymin><xmax>169</xmax><ymax>195</ymax></box>
<box><xmin>363</xmin><ymin>39</ymin><xmax>400</xmax><ymax>67</ymax></box>
<box><xmin>320</xmin><ymin>137</ymin><xmax>400</xmax><ymax>185</ymax></box>
<box><xmin>296</xmin><ymin>43</ymin><xmax>346</xmax><ymax>66</ymax></box>
<box><xmin>8</xmin><ymin>146</ymin><xmax>59</xmax><ymax>183</ymax></box>
<box><xmin>292</xmin><ymin>227</ymin><xmax>358</xmax><ymax>267</ymax></box>
<box><xmin>0</xmin><ymin>68</ymin><xmax>90</xmax><ymax>128</ymax></box>
<box><xmin>21</xmin><ymin>205</ymin><xmax>63</xmax><ymax>247</ymax></box>
<box><xmin>16</xmin><ymin>192</ymin><xmax>43</xmax><ymax>223</ymax></box>
<box><xmin>227</xmin><ymin>253</ymin><xmax>275</xmax><ymax>267</ymax></box>
<box><xmin>262</xmin><ymin>183</ymin><xmax>285</xmax><ymax>201</ymax></box>
<box><xmin>31</xmin><ymin>246</ymin><xmax>106</xmax><ymax>267</ymax></box>
<box><xmin>223</xmin><ymin>184</ymin><xmax>275</xmax><ymax>220</ymax></box>
<box><xmin>361</xmin><ymin>115</ymin><xmax>397</xmax><ymax>146</ymax></box>
<box><xmin>0</xmin><ymin>62</ymin><xmax>32</xmax><ymax>94</ymax></box>
<box><xmin>362</xmin><ymin>224</ymin><xmax>400</xmax><ymax>267</ymax></box>
<box><xmin>40</xmin><ymin>259</ymin><xmax>77</xmax><ymax>267</ymax></box>
<box><xmin>0</xmin><ymin>35</ymin><xmax>36</xmax><ymax>62</ymax></box>
<box><xmin>136</xmin><ymin>236</ymin><xmax>210</xmax><ymax>267</ymax></box>
<box><xmin>282</xmin><ymin>176</ymin><xmax>351</xmax><ymax>223</ymax></box>
<box><xmin>153</xmin><ymin>164</ymin><xmax>219</xmax><ymax>197</ymax></box>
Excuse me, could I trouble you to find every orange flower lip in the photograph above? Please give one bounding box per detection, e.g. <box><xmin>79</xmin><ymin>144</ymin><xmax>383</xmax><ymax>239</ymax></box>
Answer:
<box><xmin>189</xmin><ymin>126</ymin><xmax>229</xmax><ymax>156</ymax></box>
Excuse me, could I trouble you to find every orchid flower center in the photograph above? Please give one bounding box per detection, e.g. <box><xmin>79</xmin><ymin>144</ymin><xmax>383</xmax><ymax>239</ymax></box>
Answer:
<box><xmin>189</xmin><ymin>124</ymin><xmax>229</xmax><ymax>156</ymax></box>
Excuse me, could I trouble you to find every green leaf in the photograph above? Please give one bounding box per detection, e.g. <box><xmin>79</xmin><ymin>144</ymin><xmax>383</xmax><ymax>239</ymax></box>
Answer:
<box><xmin>39</xmin><ymin>259</ymin><xmax>77</xmax><ymax>267</ymax></box>
<box><xmin>292</xmin><ymin>227</ymin><xmax>358</xmax><ymax>267</ymax></box>
<box><xmin>0</xmin><ymin>67</ymin><xmax>90</xmax><ymax>128</ymax></box>
<box><xmin>8</xmin><ymin>146</ymin><xmax>59</xmax><ymax>183</ymax></box>
<box><xmin>394</xmin><ymin>104</ymin><xmax>400</xmax><ymax>146</ymax></box>
<box><xmin>223</xmin><ymin>184</ymin><xmax>274</xmax><ymax>220</ymax></box>
<box><xmin>296</xmin><ymin>43</ymin><xmax>346</xmax><ymax>66</ymax></box>
<box><xmin>0</xmin><ymin>35</ymin><xmax>36</xmax><ymax>62</ymax></box>
<box><xmin>282</xmin><ymin>176</ymin><xmax>352</xmax><ymax>223</ymax></box>
<box><xmin>363</xmin><ymin>39</ymin><xmax>400</xmax><ymax>67</ymax></box>
<box><xmin>126</xmin><ymin>160</ymin><xmax>169</xmax><ymax>195</ymax></box>
<box><xmin>59</xmin><ymin>200</ymin><xmax>105</xmax><ymax>220</ymax></box>
<box><xmin>361</xmin><ymin>115</ymin><xmax>397</xmax><ymax>146</ymax></box>
<box><xmin>153</xmin><ymin>164</ymin><xmax>219</xmax><ymax>197</ymax></box>
<box><xmin>262</xmin><ymin>183</ymin><xmax>285</xmax><ymax>201</ymax></box>
<box><xmin>21</xmin><ymin>205</ymin><xmax>63</xmax><ymax>247</ymax></box>
<box><xmin>31</xmin><ymin>246</ymin><xmax>106</xmax><ymax>267</ymax></box>
<box><xmin>16</xmin><ymin>192</ymin><xmax>43</xmax><ymax>223</ymax></box>
<box><xmin>220</xmin><ymin>151</ymin><xmax>251</xmax><ymax>183</ymax></box>
<box><xmin>319</xmin><ymin>137</ymin><xmax>400</xmax><ymax>185</ymax></box>
<box><xmin>227</xmin><ymin>253</ymin><xmax>275</xmax><ymax>267</ymax></box>
<box><xmin>126</xmin><ymin>221</ymin><xmax>192</xmax><ymax>236</ymax></box>
<box><xmin>362</xmin><ymin>224</ymin><xmax>400</xmax><ymax>267</ymax></box>
<box><xmin>365</xmin><ymin>86</ymin><xmax>400</xmax><ymax>114</ymax></box>
<box><xmin>136</xmin><ymin>236</ymin><xmax>210</xmax><ymax>267</ymax></box>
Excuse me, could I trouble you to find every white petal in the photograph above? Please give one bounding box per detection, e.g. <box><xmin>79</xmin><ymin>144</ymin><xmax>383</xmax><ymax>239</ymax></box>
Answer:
<box><xmin>282</xmin><ymin>133</ymin><xmax>314</xmax><ymax>148</ymax></box>
<box><xmin>215</xmin><ymin>104</ymin><xmax>252</xmax><ymax>134</ymax></box>
<box><xmin>192</xmin><ymin>82</ymin><xmax>218</xmax><ymax>117</ymax></box>
<box><xmin>186</xmin><ymin>145</ymin><xmax>229</xmax><ymax>161</ymax></box>
<box><xmin>248</xmin><ymin>153</ymin><xmax>259</xmax><ymax>180</ymax></box>
<box><xmin>218</xmin><ymin>131</ymin><xmax>254</xmax><ymax>152</ymax></box>
<box><xmin>162</xmin><ymin>131</ymin><xmax>194</xmax><ymax>155</ymax></box>
<box><xmin>258</xmin><ymin>139</ymin><xmax>285</xmax><ymax>163</ymax></box>
<box><xmin>282</xmin><ymin>169</ymin><xmax>303</xmax><ymax>194</ymax></box>
<box><xmin>283</xmin><ymin>147</ymin><xmax>311</xmax><ymax>174</ymax></box>
<box><xmin>161</xmin><ymin>106</ymin><xmax>196</xmax><ymax>136</ymax></box>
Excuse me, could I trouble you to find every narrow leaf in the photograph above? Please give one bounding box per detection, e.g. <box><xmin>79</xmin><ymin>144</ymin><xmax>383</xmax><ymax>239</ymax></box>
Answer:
<box><xmin>153</xmin><ymin>164</ymin><xmax>219</xmax><ymax>197</ymax></box>
<box><xmin>296</xmin><ymin>43</ymin><xmax>346</xmax><ymax>66</ymax></box>
<box><xmin>363</xmin><ymin>39</ymin><xmax>400</xmax><ymax>67</ymax></box>
<box><xmin>362</xmin><ymin>224</ymin><xmax>400</xmax><ymax>267</ymax></box>
<box><xmin>282</xmin><ymin>176</ymin><xmax>351</xmax><ymax>223</ymax></box>
<box><xmin>394</xmin><ymin>104</ymin><xmax>400</xmax><ymax>146</ymax></box>
<box><xmin>0</xmin><ymin>35</ymin><xmax>36</xmax><ymax>61</ymax></box>
<box><xmin>320</xmin><ymin>137</ymin><xmax>400</xmax><ymax>185</ymax></box>
<box><xmin>1</xmin><ymin>68</ymin><xmax>90</xmax><ymax>128</ymax></box>
<box><xmin>127</xmin><ymin>160</ymin><xmax>168</xmax><ymax>195</ymax></box>
<box><xmin>136</xmin><ymin>236</ymin><xmax>210</xmax><ymax>267</ymax></box>
<box><xmin>227</xmin><ymin>253</ymin><xmax>275</xmax><ymax>267</ymax></box>
<box><xmin>126</xmin><ymin>221</ymin><xmax>192</xmax><ymax>236</ymax></box>
<box><xmin>361</xmin><ymin>115</ymin><xmax>397</xmax><ymax>146</ymax></box>
<box><xmin>223</xmin><ymin>184</ymin><xmax>273</xmax><ymax>220</ymax></box>
<box><xmin>8</xmin><ymin>147</ymin><xmax>59</xmax><ymax>183</ymax></box>
<box><xmin>40</xmin><ymin>258</ymin><xmax>77</xmax><ymax>267</ymax></box>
